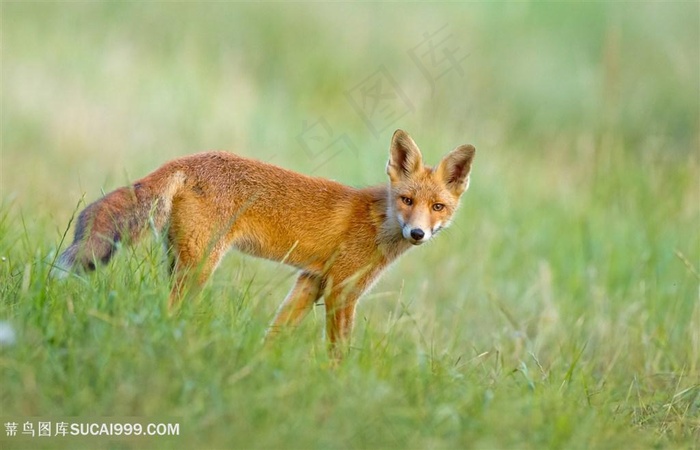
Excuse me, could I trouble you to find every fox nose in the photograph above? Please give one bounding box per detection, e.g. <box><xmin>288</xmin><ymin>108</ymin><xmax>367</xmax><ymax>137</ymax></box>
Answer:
<box><xmin>410</xmin><ymin>228</ymin><xmax>425</xmax><ymax>241</ymax></box>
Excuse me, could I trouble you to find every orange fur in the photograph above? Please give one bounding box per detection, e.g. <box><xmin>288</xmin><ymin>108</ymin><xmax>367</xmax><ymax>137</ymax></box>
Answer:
<box><xmin>56</xmin><ymin>130</ymin><xmax>475</xmax><ymax>356</ymax></box>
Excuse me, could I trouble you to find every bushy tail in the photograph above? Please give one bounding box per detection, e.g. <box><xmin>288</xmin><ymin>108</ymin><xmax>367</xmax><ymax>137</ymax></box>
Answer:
<box><xmin>54</xmin><ymin>166</ymin><xmax>185</xmax><ymax>276</ymax></box>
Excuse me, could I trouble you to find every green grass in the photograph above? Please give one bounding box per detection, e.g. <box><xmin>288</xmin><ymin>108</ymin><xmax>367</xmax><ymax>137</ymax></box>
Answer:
<box><xmin>2</xmin><ymin>3</ymin><xmax>699</xmax><ymax>449</ymax></box>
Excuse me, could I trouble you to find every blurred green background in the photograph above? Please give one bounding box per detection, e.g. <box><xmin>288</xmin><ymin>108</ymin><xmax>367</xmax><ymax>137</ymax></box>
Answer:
<box><xmin>2</xmin><ymin>2</ymin><xmax>698</xmax><ymax>449</ymax></box>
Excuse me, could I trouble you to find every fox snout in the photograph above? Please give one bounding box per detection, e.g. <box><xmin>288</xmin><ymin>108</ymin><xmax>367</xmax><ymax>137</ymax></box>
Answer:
<box><xmin>410</xmin><ymin>228</ymin><xmax>424</xmax><ymax>241</ymax></box>
<box><xmin>398</xmin><ymin>217</ymin><xmax>434</xmax><ymax>245</ymax></box>
<box><xmin>405</xmin><ymin>226</ymin><xmax>429</xmax><ymax>245</ymax></box>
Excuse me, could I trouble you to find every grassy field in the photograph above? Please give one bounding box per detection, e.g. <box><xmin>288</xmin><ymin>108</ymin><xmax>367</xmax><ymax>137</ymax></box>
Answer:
<box><xmin>1</xmin><ymin>3</ymin><xmax>698</xmax><ymax>449</ymax></box>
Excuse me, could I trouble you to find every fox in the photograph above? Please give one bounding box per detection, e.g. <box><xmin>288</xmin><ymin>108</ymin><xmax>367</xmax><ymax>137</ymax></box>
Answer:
<box><xmin>55</xmin><ymin>129</ymin><xmax>475</xmax><ymax>355</ymax></box>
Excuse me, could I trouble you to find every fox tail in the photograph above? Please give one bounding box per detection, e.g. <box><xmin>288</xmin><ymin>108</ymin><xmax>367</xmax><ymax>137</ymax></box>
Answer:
<box><xmin>54</xmin><ymin>165</ymin><xmax>185</xmax><ymax>277</ymax></box>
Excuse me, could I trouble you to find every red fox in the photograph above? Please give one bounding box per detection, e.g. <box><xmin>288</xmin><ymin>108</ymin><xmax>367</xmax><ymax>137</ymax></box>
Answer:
<box><xmin>56</xmin><ymin>130</ymin><xmax>475</xmax><ymax>354</ymax></box>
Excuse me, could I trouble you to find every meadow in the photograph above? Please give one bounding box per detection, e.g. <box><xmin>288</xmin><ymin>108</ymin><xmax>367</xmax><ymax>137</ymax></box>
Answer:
<box><xmin>1</xmin><ymin>3</ymin><xmax>698</xmax><ymax>449</ymax></box>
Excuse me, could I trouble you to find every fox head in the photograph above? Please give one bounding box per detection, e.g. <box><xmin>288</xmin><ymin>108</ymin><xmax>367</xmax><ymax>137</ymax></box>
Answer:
<box><xmin>386</xmin><ymin>129</ymin><xmax>476</xmax><ymax>245</ymax></box>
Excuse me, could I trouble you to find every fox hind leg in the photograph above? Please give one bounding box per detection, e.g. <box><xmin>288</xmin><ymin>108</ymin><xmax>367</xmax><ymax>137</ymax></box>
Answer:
<box><xmin>166</xmin><ymin>218</ymin><xmax>227</xmax><ymax>310</ymax></box>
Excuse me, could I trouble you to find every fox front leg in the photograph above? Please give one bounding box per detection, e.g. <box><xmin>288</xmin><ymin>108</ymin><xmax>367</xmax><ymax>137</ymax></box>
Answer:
<box><xmin>266</xmin><ymin>271</ymin><xmax>323</xmax><ymax>339</ymax></box>
<box><xmin>324</xmin><ymin>288</ymin><xmax>363</xmax><ymax>361</ymax></box>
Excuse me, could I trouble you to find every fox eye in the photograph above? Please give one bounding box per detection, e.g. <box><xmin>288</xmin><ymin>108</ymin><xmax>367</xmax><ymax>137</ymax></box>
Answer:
<box><xmin>401</xmin><ymin>196</ymin><xmax>413</xmax><ymax>206</ymax></box>
<box><xmin>432</xmin><ymin>203</ymin><xmax>445</xmax><ymax>211</ymax></box>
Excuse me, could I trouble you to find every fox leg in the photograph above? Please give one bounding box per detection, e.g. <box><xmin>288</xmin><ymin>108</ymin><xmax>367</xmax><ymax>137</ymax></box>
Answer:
<box><xmin>167</xmin><ymin>221</ymin><xmax>227</xmax><ymax>310</ymax></box>
<box><xmin>324</xmin><ymin>287</ymin><xmax>363</xmax><ymax>360</ymax></box>
<box><xmin>168</xmin><ymin>244</ymin><xmax>226</xmax><ymax>310</ymax></box>
<box><xmin>266</xmin><ymin>271</ymin><xmax>323</xmax><ymax>339</ymax></box>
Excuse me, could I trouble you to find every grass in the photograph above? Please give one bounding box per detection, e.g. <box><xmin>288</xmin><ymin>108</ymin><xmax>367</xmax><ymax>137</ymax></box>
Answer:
<box><xmin>1</xmin><ymin>2</ymin><xmax>699</xmax><ymax>449</ymax></box>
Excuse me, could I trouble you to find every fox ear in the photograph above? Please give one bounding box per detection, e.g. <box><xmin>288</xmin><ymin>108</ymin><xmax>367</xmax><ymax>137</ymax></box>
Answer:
<box><xmin>387</xmin><ymin>129</ymin><xmax>423</xmax><ymax>181</ymax></box>
<box><xmin>436</xmin><ymin>144</ymin><xmax>476</xmax><ymax>196</ymax></box>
